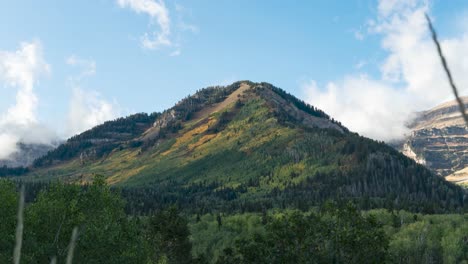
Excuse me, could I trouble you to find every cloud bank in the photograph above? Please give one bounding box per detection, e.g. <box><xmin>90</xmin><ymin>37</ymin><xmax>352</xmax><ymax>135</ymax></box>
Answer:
<box><xmin>0</xmin><ymin>46</ymin><xmax>121</xmax><ymax>160</ymax></box>
<box><xmin>67</xmin><ymin>88</ymin><xmax>119</xmax><ymax>137</ymax></box>
<box><xmin>0</xmin><ymin>41</ymin><xmax>56</xmax><ymax>160</ymax></box>
<box><xmin>65</xmin><ymin>55</ymin><xmax>120</xmax><ymax>137</ymax></box>
<box><xmin>304</xmin><ymin>0</ymin><xmax>468</xmax><ymax>142</ymax></box>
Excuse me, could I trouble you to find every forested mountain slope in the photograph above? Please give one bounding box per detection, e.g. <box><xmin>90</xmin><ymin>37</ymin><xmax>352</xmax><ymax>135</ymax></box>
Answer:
<box><xmin>21</xmin><ymin>81</ymin><xmax>466</xmax><ymax>213</ymax></box>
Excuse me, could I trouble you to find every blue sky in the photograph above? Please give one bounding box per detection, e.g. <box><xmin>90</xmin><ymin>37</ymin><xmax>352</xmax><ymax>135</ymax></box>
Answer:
<box><xmin>1</xmin><ymin>1</ymin><xmax>378</xmax><ymax>115</ymax></box>
<box><xmin>1</xmin><ymin>0</ymin><xmax>468</xmax><ymax>158</ymax></box>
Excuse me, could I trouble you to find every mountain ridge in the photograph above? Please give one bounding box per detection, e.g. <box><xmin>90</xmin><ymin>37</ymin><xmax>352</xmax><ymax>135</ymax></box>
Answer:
<box><xmin>12</xmin><ymin>81</ymin><xmax>466</xmax><ymax>212</ymax></box>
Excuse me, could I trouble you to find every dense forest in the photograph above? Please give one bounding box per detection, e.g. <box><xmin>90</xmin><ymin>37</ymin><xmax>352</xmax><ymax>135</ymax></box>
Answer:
<box><xmin>0</xmin><ymin>166</ymin><xmax>29</xmax><ymax>177</ymax></box>
<box><xmin>0</xmin><ymin>178</ymin><xmax>466</xmax><ymax>263</ymax></box>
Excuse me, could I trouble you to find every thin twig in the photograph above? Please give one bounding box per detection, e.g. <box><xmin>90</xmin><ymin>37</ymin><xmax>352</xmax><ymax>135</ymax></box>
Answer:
<box><xmin>53</xmin><ymin>215</ymin><xmax>66</xmax><ymax>246</ymax></box>
<box><xmin>425</xmin><ymin>14</ymin><xmax>468</xmax><ymax>127</ymax></box>
<box><xmin>66</xmin><ymin>227</ymin><xmax>79</xmax><ymax>264</ymax></box>
<box><xmin>13</xmin><ymin>185</ymin><xmax>25</xmax><ymax>264</ymax></box>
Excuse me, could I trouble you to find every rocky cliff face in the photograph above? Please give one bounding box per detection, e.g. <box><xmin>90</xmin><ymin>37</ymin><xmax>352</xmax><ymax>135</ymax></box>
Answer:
<box><xmin>401</xmin><ymin>97</ymin><xmax>468</xmax><ymax>184</ymax></box>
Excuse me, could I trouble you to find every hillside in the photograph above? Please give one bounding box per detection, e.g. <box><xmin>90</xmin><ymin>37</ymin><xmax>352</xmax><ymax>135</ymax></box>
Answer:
<box><xmin>22</xmin><ymin>81</ymin><xmax>466</xmax><ymax>213</ymax></box>
<box><xmin>400</xmin><ymin>97</ymin><xmax>468</xmax><ymax>185</ymax></box>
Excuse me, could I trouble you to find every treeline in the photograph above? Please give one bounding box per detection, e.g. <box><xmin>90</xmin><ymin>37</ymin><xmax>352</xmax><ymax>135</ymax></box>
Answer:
<box><xmin>70</xmin><ymin>112</ymin><xmax>160</xmax><ymax>142</ymax></box>
<box><xmin>212</xmin><ymin>203</ymin><xmax>388</xmax><ymax>264</ymax></box>
<box><xmin>119</xmin><ymin>179</ymin><xmax>465</xmax><ymax>216</ymax></box>
<box><xmin>33</xmin><ymin>113</ymin><xmax>158</xmax><ymax>167</ymax></box>
<box><xmin>0</xmin><ymin>178</ymin><xmax>405</xmax><ymax>263</ymax></box>
<box><xmin>0</xmin><ymin>166</ymin><xmax>29</xmax><ymax>177</ymax></box>
<box><xmin>191</xmin><ymin>208</ymin><xmax>468</xmax><ymax>263</ymax></box>
<box><xmin>0</xmin><ymin>178</ymin><xmax>193</xmax><ymax>264</ymax></box>
<box><xmin>257</xmin><ymin>82</ymin><xmax>345</xmax><ymax>128</ymax></box>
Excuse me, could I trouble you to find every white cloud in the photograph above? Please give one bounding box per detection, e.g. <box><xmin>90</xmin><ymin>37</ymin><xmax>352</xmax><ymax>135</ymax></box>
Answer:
<box><xmin>118</xmin><ymin>1</ymin><xmax>198</xmax><ymax>54</ymax></box>
<box><xmin>0</xmin><ymin>41</ymin><xmax>50</xmax><ymax>125</ymax></box>
<box><xmin>66</xmin><ymin>55</ymin><xmax>96</xmax><ymax>78</ymax></box>
<box><xmin>169</xmin><ymin>49</ymin><xmax>181</xmax><ymax>57</ymax></box>
<box><xmin>303</xmin><ymin>77</ymin><xmax>413</xmax><ymax>142</ymax></box>
<box><xmin>0</xmin><ymin>41</ymin><xmax>56</xmax><ymax>159</ymax></box>
<box><xmin>304</xmin><ymin>0</ymin><xmax>468</xmax><ymax>141</ymax></box>
<box><xmin>65</xmin><ymin>55</ymin><xmax>120</xmax><ymax>137</ymax></box>
<box><xmin>117</xmin><ymin>0</ymin><xmax>171</xmax><ymax>49</ymax></box>
<box><xmin>0</xmin><ymin>133</ymin><xmax>19</xmax><ymax>160</ymax></box>
<box><xmin>66</xmin><ymin>88</ymin><xmax>119</xmax><ymax>136</ymax></box>
<box><xmin>377</xmin><ymin>0</ymin><xmax>419</xmax><ymax>18</ymax></box>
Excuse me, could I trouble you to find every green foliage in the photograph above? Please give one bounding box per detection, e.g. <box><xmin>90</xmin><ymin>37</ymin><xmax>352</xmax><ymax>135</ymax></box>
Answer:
<box><xmin>147</xmin><ymin>206</ymin><xmax>192</xmax><ymax>264</ymax></box>
<box><xmin>318</xmin><ymin>202</ymin><xmax>389</xmax><ymax>263</ymax></box>
<box><xmin>20</xmin><ymin>177</ymin><xmax>149</xmax><ymax>263</ymax></box>
<box><xmin>367</xmin><ymin>210</ymin><xmax>468</xmax><ymax>264</ymax></box>
<box><xmin>190</xmin><ymin>213</ymin><xmax>264</xmax><ymax>261</ymax></box>
<box><xmin>0</xmin><ymin>177</ymin><xmax>467</xmax><ymax>263</ymax></box>
<box><xmin>0</xmin><ymin>180</ymin><xmax>18</xmax><ymax>263</ymax></box>
<box><xmin>192</xmin><ymin>208</ymin><xmax>468</xmax><ymax>264</ymax></box>
<box><xmin>216</xmin><ymin>202</ymin><xmax>388</xmax><ymax>264</ymax></box>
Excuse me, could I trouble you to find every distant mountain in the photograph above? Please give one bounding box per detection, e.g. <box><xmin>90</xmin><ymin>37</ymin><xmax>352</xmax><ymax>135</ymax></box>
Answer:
<box><xmin>21</xmin><ymin>81</ymin><xmax>465</xmax><ymax>212</ymax></box>
<box><xmin>400</xmin><ymin>97</ymin><xmax>468</xmax><ymax>185</ymax></box>
<box><xmin>0</xmin><ymin>142</ymin><xmax>57</xmax><ymax>167</ymax></box>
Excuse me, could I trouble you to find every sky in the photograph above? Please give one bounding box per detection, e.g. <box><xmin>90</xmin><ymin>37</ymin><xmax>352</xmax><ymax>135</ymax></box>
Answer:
<box><xmin>1</xmin><ymin>0</ymin><xmax>468</xmax><ymax>159</ymax></box>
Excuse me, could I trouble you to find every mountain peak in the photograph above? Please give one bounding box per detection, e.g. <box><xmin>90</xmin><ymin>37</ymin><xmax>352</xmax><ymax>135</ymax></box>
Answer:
<box><xmin>141</xmin><ymin>81</ymin><xmax>345</xmax><ymax>142</ymax></box>
<box><xmin>15</xmin><ymin>81</ymin><xmax>466</xmax><ymax>212</ymax></box>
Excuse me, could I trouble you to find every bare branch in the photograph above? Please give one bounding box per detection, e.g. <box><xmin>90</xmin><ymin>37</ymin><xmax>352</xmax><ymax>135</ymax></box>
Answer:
<box><xmin>13</xmin><ymin>186</ymin><xmax>25</xmax><ymax>264</ymax></box>
<box><xmin>425</xmin><ymin>14</ymin><xmax>468</xmax><ymax>127</ymax></box>
<box><xmin>66</xmin><ymin>227</ymin><xmax>79</xmax><ymax>264</ymax></box>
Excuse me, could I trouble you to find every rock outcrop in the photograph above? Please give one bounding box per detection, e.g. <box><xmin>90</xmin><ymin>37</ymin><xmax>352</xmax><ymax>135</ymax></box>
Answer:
<box><xmin>401</xmin><ymin>97</ymin><xmax>468</xmax><ymax>184</ymax></box>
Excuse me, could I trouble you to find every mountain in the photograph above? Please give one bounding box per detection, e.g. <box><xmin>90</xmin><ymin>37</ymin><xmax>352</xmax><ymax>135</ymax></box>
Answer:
<box><xmin>400</xmin><ymin>97</ymin><xmax>468</xmax><ymax>185</ymax></box>
<box><xmin>0</xmin><ymin>142</ymin><xmax>57</xmax><ymax>167</ymax></box>
<box><xmin>22</xmin><ymin>81</ymin><xmax>465</xmax><ymax>213</ymax></box>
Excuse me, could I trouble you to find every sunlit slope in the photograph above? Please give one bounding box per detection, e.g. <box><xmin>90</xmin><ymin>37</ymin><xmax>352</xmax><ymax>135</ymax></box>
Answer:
<box><xmin>25</xmin><ymin>82</ymin><xmax>466</xmax><ymax>210</ymax></box>
<box><xmin>28</xmin><ymin>83</ymin><xmax>343</xmax><ymax>188</ymax></box>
